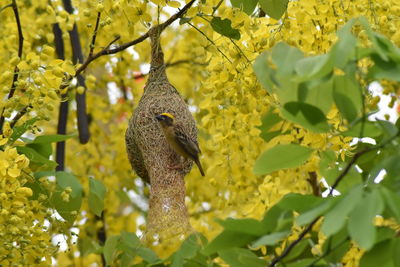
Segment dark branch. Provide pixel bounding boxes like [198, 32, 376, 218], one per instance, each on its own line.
[307, 171, 321, 197]
[269, 217, 320, 267]
[89, 12, 101, 58]
[13, 0, 23, 58]
[10, 105, 31, 129]
[53, 22, 68, 171]
[63, 0, 90, 144]
[0, 3, 12, 13]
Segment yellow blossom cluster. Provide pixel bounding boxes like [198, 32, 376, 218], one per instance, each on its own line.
[0, 146, 54, 265]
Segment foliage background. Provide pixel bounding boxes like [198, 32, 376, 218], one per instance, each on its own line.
[0, 0, 399, 266]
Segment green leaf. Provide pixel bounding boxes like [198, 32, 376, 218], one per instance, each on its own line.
[278, 193, 324, 213]
[119, 231, 140, 251]
[376, 120, 399, 140]
[271, 43, 303, 75]
[78, 237, 102, 256]
[284, 239, 310, 262]
[359, 17, 391, 62]
[253, 52, 275, 93]
[202, 231, 255, 256]
[259, 109, 282, 141]
[259, 109, 282, 132]
[210, 17, 240, 40]
[230, 0, 258, 15]
[301, 76, 334, 115]
[370, 57, 400, 82]
[8, 118, 39, 144]
[322, 228, 350, 263]
[217, 218, 266, 236]
[295, 54, 334, 82]
[348, 189, 384, 250]
[332, 19, 357, 68]
[104, 235, 120, 266]
[285, 258, 315, 267]
[261, 205, 292, 233]
[360, 240, 393, 267]
[56, 171, 83, 198]
[281, 102, 330, 132]
[254, 144, 314, 175]
[26, 143, 52, 158]
[332, 166, 362, 193]
[375, 227, 396, 244]
[16, 146, 57, 171]
[296, 199, 334, 226]
[378, 155, 400, 179]
[88, 178, 107, 216]
[321, 185, 363, 236]
[343, 121, 382, 138]
[50, 171, 83, 223]
[136, 248, 160, 264]
[261, 131, 281, 142]
[171, 234, 203, 267]
[393, 239, 400, 267]
[179, 17, 192, 25]
[251, 231, 289, 247]
[31, 134, 75, 144]
[333, 74, 363, 122]
[379, 187, 400, 222]
[219, 248, 265, 267]
[259, 0, 289, 20]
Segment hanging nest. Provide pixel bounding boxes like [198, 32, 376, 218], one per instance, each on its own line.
[125, 26, 197, 241]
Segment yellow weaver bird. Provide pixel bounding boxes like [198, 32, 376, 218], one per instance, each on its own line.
[156, 113, 205, 176]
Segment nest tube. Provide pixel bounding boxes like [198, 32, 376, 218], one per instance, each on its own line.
[125, 25, 198, 246]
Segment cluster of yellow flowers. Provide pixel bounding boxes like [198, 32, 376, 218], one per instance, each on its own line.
[0, 144, 54, 265]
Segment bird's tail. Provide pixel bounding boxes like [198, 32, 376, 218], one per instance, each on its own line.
[195, 158, 205, 176]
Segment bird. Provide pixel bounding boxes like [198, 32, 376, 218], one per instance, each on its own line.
[155, 112, 205, 176]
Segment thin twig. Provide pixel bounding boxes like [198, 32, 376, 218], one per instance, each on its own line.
[212, 0, 224, 15]
[230, 39, 252, 64]
[0, 0, 24, 133]
[88, 12, 101, 58]
[0, 3, 12, 13]
[309, 237, 349, 266]
[9, 105, 30, 129]
[188, 22, 232, 63]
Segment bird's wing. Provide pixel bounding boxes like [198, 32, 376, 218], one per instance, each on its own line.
[174, 126, 200, 158]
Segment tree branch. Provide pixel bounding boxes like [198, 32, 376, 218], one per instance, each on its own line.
[9, 105, 30, 129]
[63, 0, 90, 144]
[53, 22, 68, 171]
[307, 171, 321, 197]
[88, 12, 101, 58]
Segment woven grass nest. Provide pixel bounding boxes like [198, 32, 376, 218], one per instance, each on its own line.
[125, 26, 197, 240]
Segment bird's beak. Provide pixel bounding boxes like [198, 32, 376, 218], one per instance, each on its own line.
[155, 115, 164, 121]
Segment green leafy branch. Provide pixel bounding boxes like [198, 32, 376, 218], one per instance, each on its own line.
[269, 130, 400, 266]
